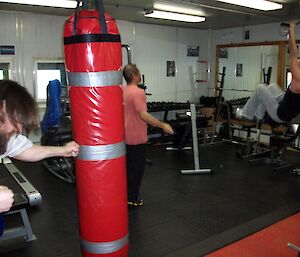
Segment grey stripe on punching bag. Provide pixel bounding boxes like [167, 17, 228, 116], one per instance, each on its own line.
[67, 71, 122, 87]
[81, 234, 129, 254]
[77, 141, 126, 161]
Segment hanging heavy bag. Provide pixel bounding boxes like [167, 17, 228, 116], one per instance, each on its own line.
[64, 1, 128, 256]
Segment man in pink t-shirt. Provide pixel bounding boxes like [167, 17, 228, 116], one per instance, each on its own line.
[123, 64, 174, 207]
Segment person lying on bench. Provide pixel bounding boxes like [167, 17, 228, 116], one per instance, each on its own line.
[237, 20, 300, 123]
[0, 80, 79, 213]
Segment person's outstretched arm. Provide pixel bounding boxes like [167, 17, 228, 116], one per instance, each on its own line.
[139, 111, 174, 135]
[289, 20, 300, 93]
[13, 141, 79, 162]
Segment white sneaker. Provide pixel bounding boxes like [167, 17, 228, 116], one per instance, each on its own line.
[235, 107, 254, 120]
[235, 107, 243, 119]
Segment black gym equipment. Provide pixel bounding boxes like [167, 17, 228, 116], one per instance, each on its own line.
[248, 123, 300, 173]
[199, 96, 219, 108]
[263, 66, 272, 85]
[40, 81, 75, 184]
[214, 66, 226, 124]
[168, 115, 192, 150]
[147, 101, 191, 144]
[168, 111, 208, 150]
[215, 70, 279, 159]
[219, 97, 249, 120]
[138, 75, 152, 96]
[0, 158, 42, 244]
[122, 44, 132, 65]
[161, 103, 212, 174]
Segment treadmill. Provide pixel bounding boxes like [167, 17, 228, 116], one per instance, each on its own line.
[0, 157, 42, 242]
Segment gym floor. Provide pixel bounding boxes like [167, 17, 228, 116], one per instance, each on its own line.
[1, 142, 300, 257]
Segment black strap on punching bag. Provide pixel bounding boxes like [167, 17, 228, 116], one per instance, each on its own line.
[94, 0, 108, 34]
[72, 0, 108, 35]
[82, 0, 88, 9]
[73, 0, 82, 36]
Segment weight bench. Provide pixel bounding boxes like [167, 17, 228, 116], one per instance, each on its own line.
[0, 158, 42, 244]
[249, 123, 300, 172]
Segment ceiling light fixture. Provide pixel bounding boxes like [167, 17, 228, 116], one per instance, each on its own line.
[0, 0, 77, 8]
[154, 2, 205, 16]
[144, 10, 205, 23]
[216, 0, 283, 11]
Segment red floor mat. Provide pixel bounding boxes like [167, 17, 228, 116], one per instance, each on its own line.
[205, 212, 300, 257]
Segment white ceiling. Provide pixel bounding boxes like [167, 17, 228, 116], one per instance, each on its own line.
[0, 0, 299, 29]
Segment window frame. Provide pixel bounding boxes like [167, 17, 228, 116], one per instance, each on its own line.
[0, 56, 14, 80]
[33, 58, 66, 103]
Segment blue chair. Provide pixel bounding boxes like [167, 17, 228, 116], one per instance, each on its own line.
[40, 80, 75, 183]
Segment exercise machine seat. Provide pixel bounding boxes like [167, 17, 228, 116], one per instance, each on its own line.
[40, 80, 75, 183]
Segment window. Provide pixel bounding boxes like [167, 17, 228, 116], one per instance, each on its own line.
[34, 60, 67, 101]
[0, 63, 10, 80]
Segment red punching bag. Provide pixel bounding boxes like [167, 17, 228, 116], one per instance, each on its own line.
[63, 3, 128, 257]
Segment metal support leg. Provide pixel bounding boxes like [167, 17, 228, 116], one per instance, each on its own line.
[181, 104, 212, 175]
[0, 209, 36, 242]
[20, 209, 36, 242]
[288, 242, 300, 254]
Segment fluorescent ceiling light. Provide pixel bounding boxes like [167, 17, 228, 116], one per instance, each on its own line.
[154, 2, 205, 16]
[0, 0, 77, 8]
[145, 10, 205, 23]
[216, 0, 282, 11]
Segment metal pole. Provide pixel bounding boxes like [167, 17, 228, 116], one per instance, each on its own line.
[191, 104, 199, 170]
[122, 44, 132, 64]
[181, 104, 213, 174]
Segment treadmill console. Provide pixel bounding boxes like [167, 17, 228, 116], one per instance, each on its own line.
[2, 158, 42, 206]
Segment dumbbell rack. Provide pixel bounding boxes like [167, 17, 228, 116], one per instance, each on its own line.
[147, 102, 190, 144]
[181, 104, 213, 175]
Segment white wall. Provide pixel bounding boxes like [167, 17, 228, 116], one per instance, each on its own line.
[0, 11, 66, 96]
[0, 11, 208, 104]
[2, 10, 298, 104]
[118, 20, 209, 102]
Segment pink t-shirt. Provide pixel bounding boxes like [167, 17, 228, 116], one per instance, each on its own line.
[123, 85, 148, 145]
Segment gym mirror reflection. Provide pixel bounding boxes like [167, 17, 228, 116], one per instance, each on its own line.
[216, 43, 280, 101]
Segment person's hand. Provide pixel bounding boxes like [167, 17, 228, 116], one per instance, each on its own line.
[161, 123, 175, 135]
[62, 141, 80, 157]
[0, 186, 14, 213]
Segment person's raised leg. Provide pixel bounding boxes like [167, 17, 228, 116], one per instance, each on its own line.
[242, 84, 283, 122]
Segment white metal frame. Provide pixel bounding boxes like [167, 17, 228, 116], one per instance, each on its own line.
[181, 104, 213, 174]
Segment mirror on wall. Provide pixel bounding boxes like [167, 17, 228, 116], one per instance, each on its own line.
[216, 42, 284, 102]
